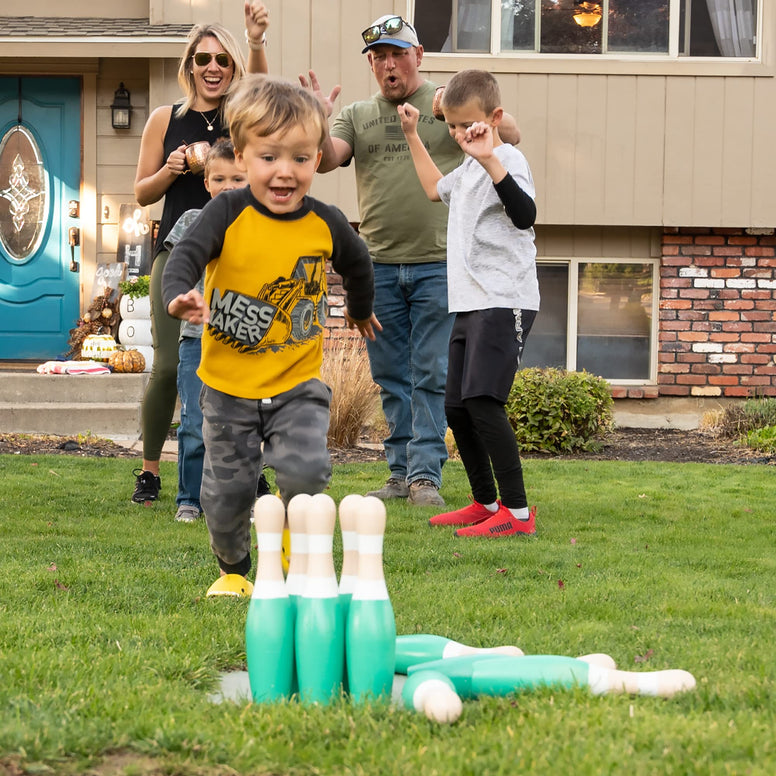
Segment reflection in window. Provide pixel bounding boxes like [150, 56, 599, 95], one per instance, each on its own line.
[413, 0, 757, 57]
[521, 264, 568, 369]
[0, 125, 47, 262]
[521, 261, 655, 382]
[577, 263, 653, 380]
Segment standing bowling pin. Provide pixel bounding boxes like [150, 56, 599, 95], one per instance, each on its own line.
[285, 493, 311, 697]
[337, 494, 362, 693]
[285, 494, 311, 607]
[245, 495, 294, 702]
[401, 669, 463, 724]
[346, 496, 396, 702]
[294, 493, 344, 704]
[395, 633, 524, 674]
[337, 494, 362, 616]
[407, 654, 696, 699]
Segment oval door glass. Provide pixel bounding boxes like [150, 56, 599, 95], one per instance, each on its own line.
[0, 125, 48, 262]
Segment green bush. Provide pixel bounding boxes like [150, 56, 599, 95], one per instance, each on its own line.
[506, 367, 614, 453]
[716, 397, 776, 439]
[745, 424, 776, 453]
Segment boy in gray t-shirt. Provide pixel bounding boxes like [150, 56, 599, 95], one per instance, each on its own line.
[399, 69, 539, 538]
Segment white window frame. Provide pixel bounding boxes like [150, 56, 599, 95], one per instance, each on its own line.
[406, 0, 764, 69]
[534, 257, 661, 385]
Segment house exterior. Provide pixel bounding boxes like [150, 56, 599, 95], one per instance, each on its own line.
[1, 0, 774, 414]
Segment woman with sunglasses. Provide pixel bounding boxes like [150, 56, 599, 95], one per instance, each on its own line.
[130, 3, 270, 507]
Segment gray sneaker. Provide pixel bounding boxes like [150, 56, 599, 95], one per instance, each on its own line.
[366, 477, 410, 500]
[175, 504, 201, 523]
[408, 479, 445, 507]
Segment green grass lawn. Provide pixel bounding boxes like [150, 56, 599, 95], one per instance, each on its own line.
[0, 454, 773, 775]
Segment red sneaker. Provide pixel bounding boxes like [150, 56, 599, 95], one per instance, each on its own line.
[429, 499, 498, 527]
[455, 505, 537, 538]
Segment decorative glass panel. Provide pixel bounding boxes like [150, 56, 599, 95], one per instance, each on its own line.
[0, 125, 48, 262]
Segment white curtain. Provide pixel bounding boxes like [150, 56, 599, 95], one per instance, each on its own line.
[705, 0, 756, 57]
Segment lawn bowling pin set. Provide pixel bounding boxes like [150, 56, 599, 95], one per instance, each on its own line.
[246, 493, 395, 705]
[245, 494, 697, 719]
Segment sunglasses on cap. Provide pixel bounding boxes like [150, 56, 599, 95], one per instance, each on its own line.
[192, 51, 232, 68]
[361, 16, 411, 45]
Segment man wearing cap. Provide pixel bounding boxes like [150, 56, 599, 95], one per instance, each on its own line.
[301, 15, 519, 507]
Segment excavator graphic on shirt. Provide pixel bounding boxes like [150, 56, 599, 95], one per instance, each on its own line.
[208, 255, 328, 354]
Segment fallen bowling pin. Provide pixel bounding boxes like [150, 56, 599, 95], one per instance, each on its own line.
[576, 653, 617, 671]
[395, 633, 524, 674]
[407, 654, 696, 699]
[245, 495, 294, 703]
[401, 670, 463, 724]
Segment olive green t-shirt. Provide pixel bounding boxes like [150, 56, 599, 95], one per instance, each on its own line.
[331, 81, 462, 264]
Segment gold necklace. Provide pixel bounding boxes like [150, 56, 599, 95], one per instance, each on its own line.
[197, 108, 218, 132]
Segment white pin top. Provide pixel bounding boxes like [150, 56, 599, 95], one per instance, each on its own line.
[251, 494, 288, 599]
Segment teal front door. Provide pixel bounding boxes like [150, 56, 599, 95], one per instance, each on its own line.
[0, 77, 81, 360]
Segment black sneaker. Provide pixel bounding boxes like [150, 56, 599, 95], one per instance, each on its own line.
[132, 468, 161, 504]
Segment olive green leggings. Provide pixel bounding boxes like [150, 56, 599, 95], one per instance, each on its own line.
[141, 249, 181, 461]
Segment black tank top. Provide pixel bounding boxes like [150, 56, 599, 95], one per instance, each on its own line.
[154, 104, 228, 258]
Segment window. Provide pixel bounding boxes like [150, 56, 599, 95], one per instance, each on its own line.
[412, 0, 758, 57]
[521, 260, 658, 383]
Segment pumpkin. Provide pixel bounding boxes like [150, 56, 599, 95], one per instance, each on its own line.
[81, 334, 117, 361]
[108, 348, 146, 373]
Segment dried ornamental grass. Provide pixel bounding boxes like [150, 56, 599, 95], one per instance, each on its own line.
[321, 336, 379, 448]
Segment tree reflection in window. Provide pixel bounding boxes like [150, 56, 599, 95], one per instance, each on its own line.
[413, 0, 756, 57]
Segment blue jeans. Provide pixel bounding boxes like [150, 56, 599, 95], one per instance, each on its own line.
[365, 262, 454, 488]
[176, 336, 204, 509]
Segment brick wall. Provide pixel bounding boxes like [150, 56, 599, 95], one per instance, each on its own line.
[659, 227, 776, 398]
[328, 226, 776, 399]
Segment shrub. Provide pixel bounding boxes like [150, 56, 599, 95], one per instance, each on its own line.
[745, 425, 776, 454]
[505, 367, 614, 453]
[321, 336, 379, 448]
[712, 397, 776, 439]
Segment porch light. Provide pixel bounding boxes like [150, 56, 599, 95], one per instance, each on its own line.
[573, 1, 603, 27]
[111, 83, 132, 130]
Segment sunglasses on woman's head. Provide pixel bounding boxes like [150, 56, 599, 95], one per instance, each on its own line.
[361, 16, 409, 45]
[192, 52, 232, 68]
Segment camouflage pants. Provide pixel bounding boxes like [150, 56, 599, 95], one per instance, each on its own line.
[200, 378, 332, 573]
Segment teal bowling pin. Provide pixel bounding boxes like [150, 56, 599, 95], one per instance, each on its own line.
[245, 495, 294, 702]
[337, 494, 362, 694]
[407, 654, 696, 699]
[395, 633, 524, 674]
[337, 494, 361, 617]
[401, 669, 463, 724]
[295, 493, 344, 704]
[346, 496, 396, 702]
[285, 494, 311, 608]
[285, 493, 311, 697]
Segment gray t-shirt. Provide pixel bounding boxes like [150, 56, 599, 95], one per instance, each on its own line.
[164, 208, 204, 339]
[331, 81, 461, 264]
[436, 143, 539, 314]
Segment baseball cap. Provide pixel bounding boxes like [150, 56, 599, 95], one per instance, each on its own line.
[361, 15, 420, 54]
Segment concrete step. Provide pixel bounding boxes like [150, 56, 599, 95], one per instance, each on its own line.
[0, 372, 148, 438]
